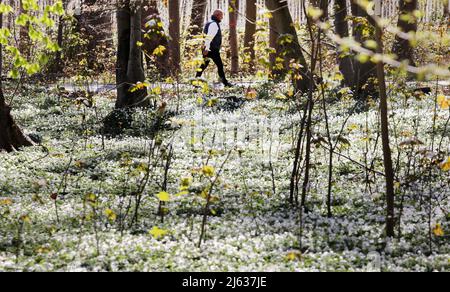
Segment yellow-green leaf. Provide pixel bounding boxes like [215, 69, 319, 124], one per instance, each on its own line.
[149, 226, 168, 239]
[156, 191, 171, 202]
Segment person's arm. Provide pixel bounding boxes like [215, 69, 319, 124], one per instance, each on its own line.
[204, 22, 219, 52]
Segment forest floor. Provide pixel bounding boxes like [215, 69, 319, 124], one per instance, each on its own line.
[0, 81, 449, 272]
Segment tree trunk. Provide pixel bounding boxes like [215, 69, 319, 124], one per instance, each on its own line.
[374, 1, 396, 237]
[189, 0, 207, 36]
[350, 0, 377, 98]
[50, 0, 68, 75]
[393, 0, 418, 66]
[244, 0, 257, 72]
[312, 0, 329, 19]
[142, 0, 170, 78]
[445, 0, 449, 20]
[168, 0, 181, 75]
[265, 0, 312, 93]
[229, 0, 240, 75]
[334, 0, 356, 87]
[0, 1, 33, 152]
[77, 0, 114, 72]
[115, 0, 147, 109]
[269, 16, 278, 75]
[19, 0, 30, 58]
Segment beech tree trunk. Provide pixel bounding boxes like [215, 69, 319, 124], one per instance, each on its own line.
[229, 0, 240, 75]
[265, 0, 312, 93]
[350, 0, 377, 98]
[0, 1, 33, 152]
[334, 0, 356, 87]
[116, 0, 147, 109]
[142, 0, 170, 78]
[244, 0, 257, 71]
[269, 16, 278, 74]
[393, 0, 418, 66]
[168, 0, 181, 75]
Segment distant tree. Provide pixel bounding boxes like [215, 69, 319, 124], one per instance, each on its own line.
[265, 0, 312, 92]
[53, 0, 68, 72]
[312, 0, 329, 19]
[229, 0, 240, 75]
[142, 0, 170, 78]
[116, 0, 147, 108]
[19, 0, 31, 57]
[334, 0, 356, 87]
[393, 0, 418, 66]
[168, 0, 181, 75]
[76, 0, 114, 72]
[189, 0, 207, 36]
[244, 0, 257, 72]
[268, 16, 278, 74]
[445, 0, 449, 19]
[350, 0, 377, 97]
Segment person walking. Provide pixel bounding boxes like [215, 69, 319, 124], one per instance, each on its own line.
[196, 10, 233, 87]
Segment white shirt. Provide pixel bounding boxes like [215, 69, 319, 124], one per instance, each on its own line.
[204, 22, 219, 51]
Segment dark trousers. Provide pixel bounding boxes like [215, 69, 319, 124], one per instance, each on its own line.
[196, 49, 227, 83]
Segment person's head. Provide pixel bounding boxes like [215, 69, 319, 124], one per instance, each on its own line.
[212, 10, 224, 22]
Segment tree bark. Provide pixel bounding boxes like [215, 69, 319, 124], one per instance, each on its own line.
[229, 0, 240, 75]
[312, 0, 329, 19]
[375, 1, 396, 237]
[445, 0, 450, 20]
[269, 16, 278, 74]
[168, 0, 181, 75]
[0, 0, 33, 152]
[265, 0, 312, 93]
[142, 0, 170, 78]
[76, 0, 114, 72]
[115, 0, 147, 109]
[189, 0, 207, 36]
[244, 0, 257, 72]
[19, 0, 30, 58]
[350, 0, 377, 98]
[50, 0, 68, 75]
[334, 0, 356, 87]
[393, 0, 418, 66]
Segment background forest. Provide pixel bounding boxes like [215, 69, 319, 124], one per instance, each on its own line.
[0, 0, 449, 272]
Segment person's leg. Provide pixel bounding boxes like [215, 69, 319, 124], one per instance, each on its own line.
[196, 55, 211, 78]
[209, 50, 232, 86]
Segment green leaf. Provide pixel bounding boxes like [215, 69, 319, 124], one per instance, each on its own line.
[156, 191, 171, 202]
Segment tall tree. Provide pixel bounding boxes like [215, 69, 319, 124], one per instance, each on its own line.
[265, 0, 312, 92]
[268, 16, 278, 74]
[189, 0, 207, 36]
[19, 0, 30, 58]
[350, 0, 377, 97]
[142, 0, 170, 77]
[244, 0, 257, 72]
[229, 0, 240, 75]
[52, 0, 68, 74]
[334, 0, 355, 87]
[374, 0, 396, 237]
[168, 0, 181, 75]
[312, 0, 329, 19]
[392, 0, 418, 66]
[445, 0, 450, 19]
[116, 0, 147, 108]
[76, 0, 114, 72]
[0, 0, 33, 152]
